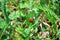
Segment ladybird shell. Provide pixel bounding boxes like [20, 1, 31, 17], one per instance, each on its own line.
[29, 18, 34, 23]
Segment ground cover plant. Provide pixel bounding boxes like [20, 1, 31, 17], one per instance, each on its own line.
[0, 0, 60, 40]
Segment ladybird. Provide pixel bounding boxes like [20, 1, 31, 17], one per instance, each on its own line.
[29, 18, 34, 23]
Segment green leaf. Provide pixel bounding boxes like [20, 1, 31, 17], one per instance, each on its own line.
[15, 27, 27, 38]
[56, 29, 60, 38]
[41, 27, 46, 32]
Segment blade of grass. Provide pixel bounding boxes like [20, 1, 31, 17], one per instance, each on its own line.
[1, 0, 10, 23]
[0, 0, 13, 39]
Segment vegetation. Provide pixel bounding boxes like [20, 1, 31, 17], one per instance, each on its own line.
[0, 0, 60, 40]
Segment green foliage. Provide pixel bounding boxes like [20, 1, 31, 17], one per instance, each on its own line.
[0, 0, 59, 40]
